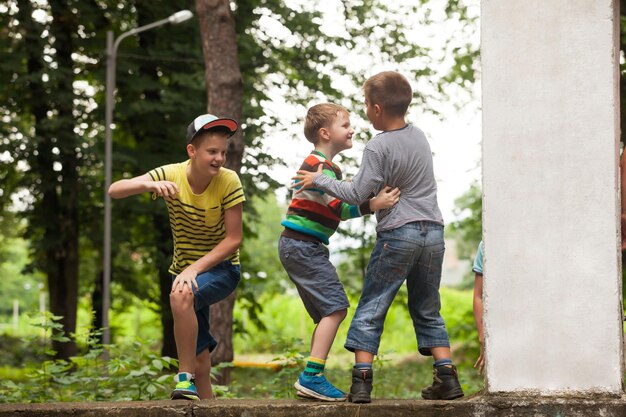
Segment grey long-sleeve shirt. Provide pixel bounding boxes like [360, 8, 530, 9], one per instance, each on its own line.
[313, 124, 443, 231]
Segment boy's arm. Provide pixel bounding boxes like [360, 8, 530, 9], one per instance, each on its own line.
[108, 173, 179, 199]
[621, 149, 626, 250]
[294, 148, 385, 205]
[329, 186, 400, 220]
[473, 273, 485, 374]
[295, 157, 367, 219]
[369, 186, 401, 211]
[328, 197, 371, 220]
[171, 203, 243, 293]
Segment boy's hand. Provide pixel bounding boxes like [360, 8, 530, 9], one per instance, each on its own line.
[171, 268, 199, 294]
[370, 186, 401, 211]
[621, 214, 626, 250]
[149, 181, 179, 199]
[474, 343, 485, 375]
[291, 164, 323, 193]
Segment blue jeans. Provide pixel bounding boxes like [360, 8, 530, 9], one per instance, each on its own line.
[345, 221, 450, 356]
[171, 260, 240, 355]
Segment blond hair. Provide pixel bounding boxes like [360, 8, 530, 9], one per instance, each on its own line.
[363, 71, 412, 117]
[304, 103, 348, 144]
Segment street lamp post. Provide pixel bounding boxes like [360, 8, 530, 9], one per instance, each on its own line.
[103, 10, 193, 349]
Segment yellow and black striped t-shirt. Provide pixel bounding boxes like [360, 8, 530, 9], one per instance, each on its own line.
[148, 161, 245, 275]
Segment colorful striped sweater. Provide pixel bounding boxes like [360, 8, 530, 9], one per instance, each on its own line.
[281, 150, 372, 244]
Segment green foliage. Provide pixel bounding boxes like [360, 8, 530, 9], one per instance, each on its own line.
[0, 234, 46, 317]
[237, 194, 290, 332]
[233, 288, 480, 370]
[1, 286, 484, 402]
[0, 313, 178, 403]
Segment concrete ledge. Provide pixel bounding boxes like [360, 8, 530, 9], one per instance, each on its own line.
[1, 395, 625, 417]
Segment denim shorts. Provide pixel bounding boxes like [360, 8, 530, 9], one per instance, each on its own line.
[345, 221, 450, 356]
[171, 260, 240, 355]
[278, 236, 349, 323]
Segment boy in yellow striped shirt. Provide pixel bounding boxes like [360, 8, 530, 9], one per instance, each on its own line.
[109, 114, 245, 400]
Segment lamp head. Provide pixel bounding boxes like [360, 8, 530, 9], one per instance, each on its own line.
[169, 10, 193, 24]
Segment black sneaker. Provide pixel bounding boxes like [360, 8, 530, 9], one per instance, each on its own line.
[348, 367, 373, 403]
[421, 365, 464, 400]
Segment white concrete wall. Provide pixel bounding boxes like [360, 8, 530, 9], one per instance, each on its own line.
[481, 0, 623, 393]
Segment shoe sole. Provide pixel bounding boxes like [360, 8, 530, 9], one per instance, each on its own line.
[294, 381, 347, 402]
[296, 390, 314, 399]
[171, 391, 200, 401]
[348, 393, 371, 403]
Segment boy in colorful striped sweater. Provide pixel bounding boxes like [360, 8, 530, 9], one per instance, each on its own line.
[278, 103, 400, 401]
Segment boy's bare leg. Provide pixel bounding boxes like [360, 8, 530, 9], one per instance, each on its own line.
[354, 350, 374, 365]
[195, 349, 213, 399]
[170, 289, 198, 374]
[310, 309, 347, 359]
[430, 346, 452, 362]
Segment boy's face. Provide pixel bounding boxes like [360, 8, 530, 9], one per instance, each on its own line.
[326, 111, 354, 152]
[188, 132, 229, 177]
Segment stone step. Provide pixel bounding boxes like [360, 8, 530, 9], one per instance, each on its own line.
[1, 395, 625, 417]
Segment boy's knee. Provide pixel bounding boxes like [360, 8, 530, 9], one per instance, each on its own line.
[169, 290, 194, 312]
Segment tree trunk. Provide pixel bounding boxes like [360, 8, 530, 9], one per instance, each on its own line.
[154, 211, 177, 358]
[91, 271, 103, 344]
[46, 0, 80, 360]
[196, 0, 244, 384]
[16, 0, 80, 360]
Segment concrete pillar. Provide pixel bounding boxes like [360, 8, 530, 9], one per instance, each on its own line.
[481, 0, 623, 393]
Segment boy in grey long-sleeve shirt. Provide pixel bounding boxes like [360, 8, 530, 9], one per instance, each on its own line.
[293, 71, 463, 403]
[314, 123, 443, 232]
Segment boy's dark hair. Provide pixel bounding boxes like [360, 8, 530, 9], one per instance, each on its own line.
[304, 103, 348, 144]
[363, 71, 412, 117]
[189, 127, 231, 147]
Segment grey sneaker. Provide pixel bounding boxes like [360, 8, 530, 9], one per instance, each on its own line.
[348, 367, 373, 403]
[421, 365, 464, 400]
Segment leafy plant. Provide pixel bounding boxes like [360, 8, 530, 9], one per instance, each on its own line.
[0, 314, 177, 403]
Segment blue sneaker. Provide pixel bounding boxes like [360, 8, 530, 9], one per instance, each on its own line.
[170, 372, 199, 401]
[294, 372, 346, 402]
